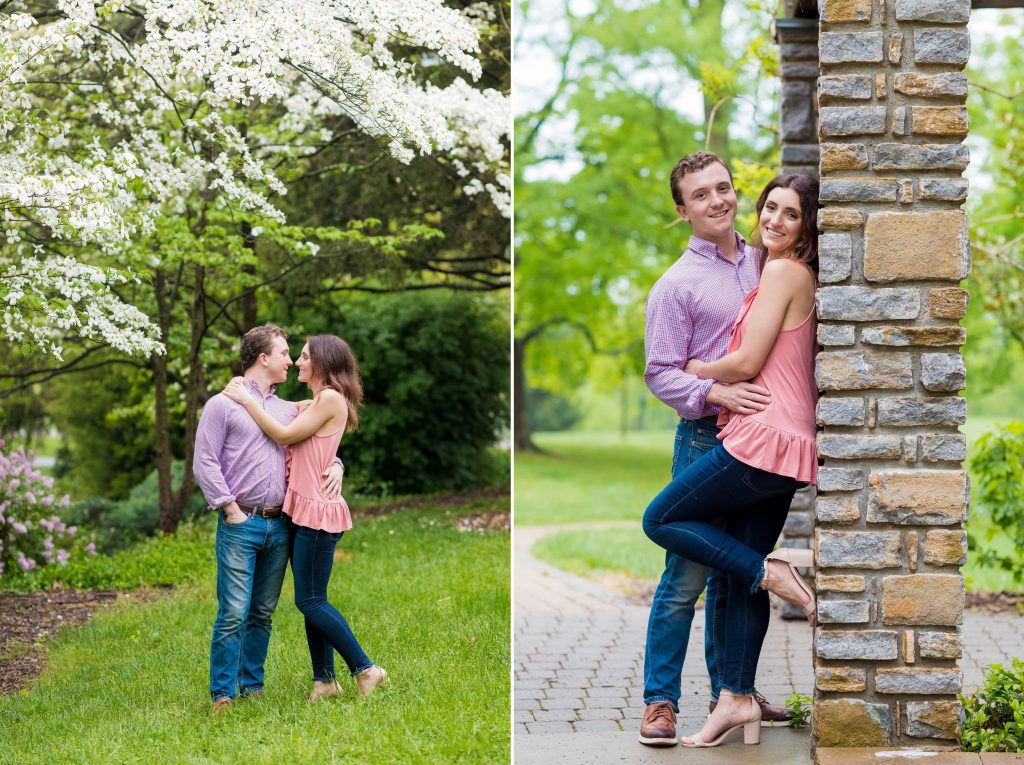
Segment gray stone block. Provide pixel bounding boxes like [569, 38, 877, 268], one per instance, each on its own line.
[873, 143, 970, 171]
[919, 179, 969, 202]
[816, 629, 899, 660]
[816, 398, 867, 426]
[921, 433, 967, 463]
[820, 33, 884, 64]
[875, 668, 963, 694]
[896, 0, 970, 22]
[818, 599, 870, 624]
[781, 80, 816, 141]
[820, 180, 898, 202]
[817, 530, 902, 569]
[781, 144, 820, 165]
[819, 232, 853, 283]
[817, 287, 921, 320]
[782, 42, 819, 61]
[784, 511, 813, 537]
[819, 107, 887, 137]
[818, 75, 873, 102]
[817, 495, 861, 524]
[906, 701, 962, 740]
[781, 61, 821, 79]
[921, 353, 967, 391]
[914, 29, 970, 66]
[818, 325, 856, 347]
[818, 434, 902, 459]
[876, 397, 967, 426]
[818, 468, 865, 492]
[918, 630, 962, 659]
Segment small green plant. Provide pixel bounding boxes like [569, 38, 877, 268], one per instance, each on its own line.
[961, 658, 1024, 752]
[785, 692, 812, 729]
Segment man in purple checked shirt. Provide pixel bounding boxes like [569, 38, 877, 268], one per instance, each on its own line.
[638, 152, 790, 746]
[193, 324, 343, 715]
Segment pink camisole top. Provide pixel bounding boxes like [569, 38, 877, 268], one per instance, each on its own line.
[715, 285, 819, 484]
[283, 426, 352, 533]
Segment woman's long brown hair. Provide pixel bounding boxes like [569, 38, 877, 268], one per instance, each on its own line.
[747, 173, 820, 275]
[307, 335, 363, 431]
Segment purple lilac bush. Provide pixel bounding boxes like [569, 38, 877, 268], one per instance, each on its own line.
[0, 438, 94, 580]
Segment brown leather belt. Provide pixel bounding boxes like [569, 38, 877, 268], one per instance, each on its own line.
[236, 503, 283, 519]
[697, 415, 719, 424]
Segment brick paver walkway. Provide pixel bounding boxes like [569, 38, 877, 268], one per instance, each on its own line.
[514, 523, 1024, 761]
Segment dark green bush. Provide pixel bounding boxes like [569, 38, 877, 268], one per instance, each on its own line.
[1, 515, 216, 593]
[962, 658, 1024, 752]
[287, 292, 509, 496]
[65, 461, 208, 553]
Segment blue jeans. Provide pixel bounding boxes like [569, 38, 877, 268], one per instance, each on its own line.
[642, 444, 801, 693]
[209, 512, 291, 700]
[643, 419, 724, 711]
[291, 525, 374, 680]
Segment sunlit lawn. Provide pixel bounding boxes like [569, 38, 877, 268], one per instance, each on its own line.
[0, 505, 510, 764]
[520, 420, 1022, 594]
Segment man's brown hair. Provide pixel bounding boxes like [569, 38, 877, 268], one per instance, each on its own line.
[669, 151, 733, 207]
[240, 324, 288, 371]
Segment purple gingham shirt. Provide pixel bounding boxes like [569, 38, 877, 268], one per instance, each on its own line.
[644, 233, 762, 420]
[193, 379, 297, 509]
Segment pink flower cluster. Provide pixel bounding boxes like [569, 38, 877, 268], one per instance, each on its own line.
[0, 438, 88, 579]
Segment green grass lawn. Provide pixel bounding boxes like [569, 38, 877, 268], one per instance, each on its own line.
[520, 423, 1023, 594]
[0, 504, 510, 764]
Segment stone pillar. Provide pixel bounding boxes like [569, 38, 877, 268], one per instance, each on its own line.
[812, 0, 970, 749]
[775, 17, 821, 618]
[778, 18, 820, 176]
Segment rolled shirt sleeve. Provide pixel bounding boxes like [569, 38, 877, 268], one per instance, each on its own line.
[644, 278, 716, 420]
[193, 396, 236, 509]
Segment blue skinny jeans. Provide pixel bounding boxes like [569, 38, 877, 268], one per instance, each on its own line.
[643, 419, 724, 711]
[291, 525, 375, 681]
[642, 443, 802, 694]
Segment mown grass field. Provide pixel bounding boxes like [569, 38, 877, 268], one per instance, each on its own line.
[0, 503, 510, 764]
[518, 420, 1022, 594]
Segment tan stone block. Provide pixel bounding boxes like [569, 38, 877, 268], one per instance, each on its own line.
[817, 667, 867, 692]
[881, 574, 964, 626]
[821, 143, 869, 171]
[819, 208, 864, 230]
[814, 699, 892, 747]
[817, 351, 913, 391]
[924, 530, 967, 566]
[894, 72, 968, 100]
[888, 33, 904, 64]
[817, 574, 866, 592]
[861, 326, 966, 346]
[868, 470, 968, 525]
[930, 287, 969, 319]
[903, 629, 915, 662]
[821, 0, 873, 21]
[876, 73, 886, 99]
[899, 179, 913, 203]
[911, 106, 969, 137]
[906, 700, 962, 739]
[864, 211, 970, 282]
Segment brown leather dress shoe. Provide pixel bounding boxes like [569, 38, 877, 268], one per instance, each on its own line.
[639, 701, 678, 746]
[709, 691, 791, 723]
[211, 697, 233, 716]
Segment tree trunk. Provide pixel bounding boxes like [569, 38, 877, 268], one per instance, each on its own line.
[513, 337, 539, 452]
[240, 220, 258, 329]
[153, 268, 177, 533]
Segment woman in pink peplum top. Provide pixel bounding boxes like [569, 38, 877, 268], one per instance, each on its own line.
[224, 335, 388, 702]
[642, 174, 820, 748]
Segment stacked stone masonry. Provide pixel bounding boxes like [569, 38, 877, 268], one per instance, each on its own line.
[793, 0, 972, 749]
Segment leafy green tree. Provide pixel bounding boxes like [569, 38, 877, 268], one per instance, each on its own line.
[513, 0, 778, 449]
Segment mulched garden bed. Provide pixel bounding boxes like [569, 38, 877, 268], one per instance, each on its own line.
[0, 589, 127, 694]
[354, 487, 509, 516]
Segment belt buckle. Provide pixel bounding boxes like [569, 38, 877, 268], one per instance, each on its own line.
[254, 507, 271, 518]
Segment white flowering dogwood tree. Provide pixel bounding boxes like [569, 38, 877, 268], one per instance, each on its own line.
[1, 0, 509, 532]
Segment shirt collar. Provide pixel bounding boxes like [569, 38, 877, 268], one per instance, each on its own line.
[687, 232, 747, 263]
[244, 377, 276, 399]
